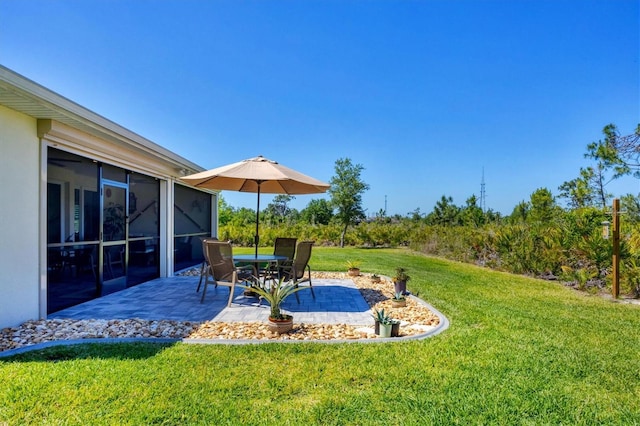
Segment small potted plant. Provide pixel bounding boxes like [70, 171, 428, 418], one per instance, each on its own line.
[243, 278, 305, 334]
[346, 260, 361, 277]
[393, 267, 411, 295]
[391, 291, 407, 308]
[372, 308, 398, 338]
[370, 273, 381, 283]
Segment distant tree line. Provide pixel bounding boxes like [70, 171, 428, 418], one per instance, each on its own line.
[219, 124, 640, 297]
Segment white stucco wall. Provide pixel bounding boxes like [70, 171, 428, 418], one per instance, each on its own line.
[0, 105, 40, 328]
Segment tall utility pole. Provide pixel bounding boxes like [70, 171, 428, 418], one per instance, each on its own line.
[384, 195, 387, 214]
[480, 168, 486, 213]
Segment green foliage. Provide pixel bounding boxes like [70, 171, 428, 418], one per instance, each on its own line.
[426, 195, 460, 226]
[528, 187, 560, 224]
[263, 194, 296, 225]
[558, 167, 597, 209]
[217, 194, 234, 226]
[392, 292, 406, 301]
[393, 267, 410, 282]
[242, 278, 305, 320]
[371, 308, 394, 325]
[586, 123, 638, 181]
[328, 158, 370, 247]
[560, 265, 599, 291]
[509, 200, 529, 223]
[460, 195, 485, 227]
[300, 198, 333, 225]
[345, 259, 361, 270]
[621, 194, 640, 225]
[230, 206, 258, 226]
[621, 258, 640, 297]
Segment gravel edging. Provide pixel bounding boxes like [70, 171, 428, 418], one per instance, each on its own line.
[183, 296, 449, 346]
[0, 300, 448, 357]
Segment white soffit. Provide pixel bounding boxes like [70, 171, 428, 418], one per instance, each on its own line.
[0, 65, 204, 177]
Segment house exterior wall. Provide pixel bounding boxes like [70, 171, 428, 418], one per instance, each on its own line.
[0, 66, 217, 329]
[0, 105, 40, 327]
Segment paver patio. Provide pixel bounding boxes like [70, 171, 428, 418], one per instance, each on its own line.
[49, 276, 374, 325]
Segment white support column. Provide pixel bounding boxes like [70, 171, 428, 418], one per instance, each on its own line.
[161, 179, 174, 276]
[39, 139, 49, 319]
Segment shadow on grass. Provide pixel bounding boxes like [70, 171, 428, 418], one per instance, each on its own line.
[0, 340, 177, 363]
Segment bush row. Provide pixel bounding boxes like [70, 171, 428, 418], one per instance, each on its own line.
[220, 211, 640, 296]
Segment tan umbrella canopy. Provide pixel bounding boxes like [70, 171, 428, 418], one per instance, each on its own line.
[181, 155, 330, 256]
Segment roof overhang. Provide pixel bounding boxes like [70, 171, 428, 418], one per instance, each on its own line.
[0, 65, 205, 178]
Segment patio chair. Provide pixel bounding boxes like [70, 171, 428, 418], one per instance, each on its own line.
[196, 237, 218, 293]
[280, 240, 316, 303]
[260, 237, 297, 282]
[274, 237, 297, 259]
[201, 240, 255, 306]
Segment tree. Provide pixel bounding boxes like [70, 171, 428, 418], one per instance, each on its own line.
[509, 201, 529, 223]
[560, 124, 640, 210]
[558, 167, 596, 209]
[426, 195, 460, 226]
[557, 124, 639, 210]
[232, 207, 257, 225]
[587, 123, 640, 179]
[528, 187, 558, 224]
[328, 158, 370, 247]
[408, 208, 423, 222]
[300, 198, 333, 225]
[217, 194, 234, 226]
[460, 195, 484, 227]
[264, 194, 295, 224]
[621, 194, 640, 225]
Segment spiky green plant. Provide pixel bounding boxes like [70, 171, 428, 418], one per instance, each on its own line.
[243, 278, 306, 320]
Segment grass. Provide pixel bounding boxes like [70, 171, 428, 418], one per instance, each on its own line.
[2, 247, 640, 424]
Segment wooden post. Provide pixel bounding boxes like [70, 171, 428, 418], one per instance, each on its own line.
[612, 198, 620, 298]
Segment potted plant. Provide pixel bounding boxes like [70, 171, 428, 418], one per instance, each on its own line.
[243, 278, 305, 334]
[393, 267, 411, 295]
[391, 291, 407, 308]
[370, 273, 381, 283]
[346, 260, 361, 277]
[372, 308, 398, 338]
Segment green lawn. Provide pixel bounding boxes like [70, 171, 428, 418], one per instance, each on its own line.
[2, 247, 640, 425]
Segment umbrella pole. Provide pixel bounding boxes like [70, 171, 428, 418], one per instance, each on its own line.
[254, 182, 261, 258]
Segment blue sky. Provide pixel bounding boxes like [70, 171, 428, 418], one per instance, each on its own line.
[1, 0, 638, 215]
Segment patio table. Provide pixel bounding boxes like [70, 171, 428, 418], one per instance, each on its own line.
[234, 254, 289, 289]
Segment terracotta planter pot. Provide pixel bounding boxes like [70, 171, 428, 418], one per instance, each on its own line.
[391, 299, 407, 308]
[348, 268, 361, 277]
[268, 316, 293, 334]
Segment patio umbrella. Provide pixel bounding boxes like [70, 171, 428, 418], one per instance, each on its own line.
[181, 155, 330, 257]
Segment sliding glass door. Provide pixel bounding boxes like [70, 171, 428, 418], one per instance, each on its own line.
[101, 181, 127, 295]
[47, 147, 161, 313]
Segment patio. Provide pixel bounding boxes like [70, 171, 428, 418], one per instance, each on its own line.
[1, 273, 447, 356]
[49, 275, 374, 325]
